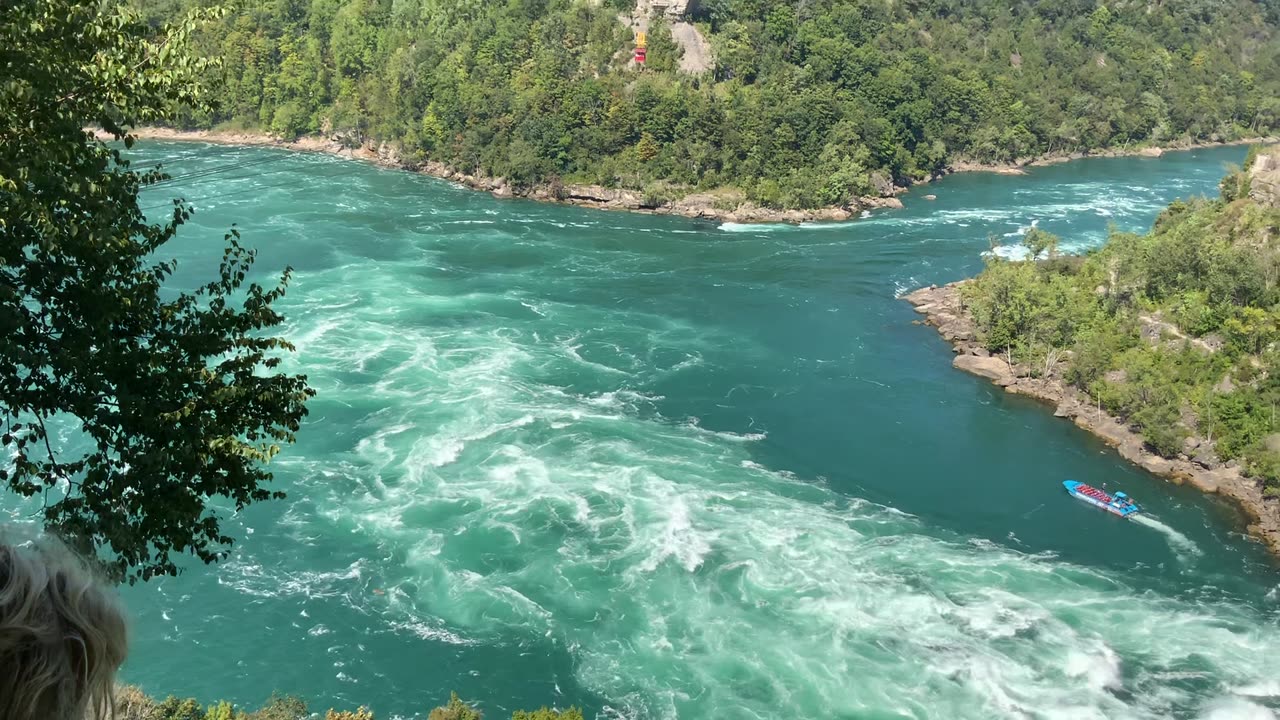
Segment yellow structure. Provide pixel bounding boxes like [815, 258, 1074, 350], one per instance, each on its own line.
[636, 31, 647, 48]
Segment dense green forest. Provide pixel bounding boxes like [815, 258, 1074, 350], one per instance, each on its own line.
[132, 0, 1280, 209]
[963, 147, 1280, 493]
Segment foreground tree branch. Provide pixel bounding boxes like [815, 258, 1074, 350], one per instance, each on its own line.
[1, 0, 314, 581]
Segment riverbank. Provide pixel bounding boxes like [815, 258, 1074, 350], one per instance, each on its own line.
[99, 127, 904, 223]
[944, 136, 1279, 176]
[905, 282, 1280, 559]
[103, 127, 1276, 223]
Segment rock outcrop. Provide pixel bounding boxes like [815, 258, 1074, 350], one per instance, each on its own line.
[905, 282, 1280, 558]
[1249, 147, 1280, 208]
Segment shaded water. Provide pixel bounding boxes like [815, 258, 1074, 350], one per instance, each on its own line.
[116, 143, 1279, 719]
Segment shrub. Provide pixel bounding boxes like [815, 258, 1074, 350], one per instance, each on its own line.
[428, 693, 482, 720]
[326, 709, 375, 720]
[116, 686, 160, 720]
[248, 695, 309, 720]
[155, 697, 205, 720]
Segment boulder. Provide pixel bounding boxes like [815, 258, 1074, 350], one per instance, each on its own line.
[869, 171, 895, 197]
[1188, 468, 1230, 494]
[1141, 455, 1175, 474]
[1117, 441, 1145, 464]
[1214, 374, 1235, 394]
[1193, 446, 1221, 470]
[939, 323, 973, 342]
[564, 185, 616, 203]
[932, 311, 959, 327]
[863, 196, 905, 210]
[953, 354, 1015, 385]
[1265, 433, 1280, 454]
[924, 194, 937, 200]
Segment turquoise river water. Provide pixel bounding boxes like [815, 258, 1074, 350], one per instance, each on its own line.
[111, 143, 1280, 719]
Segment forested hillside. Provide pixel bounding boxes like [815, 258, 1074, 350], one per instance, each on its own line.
[963, 147, 1280, 494]
[136, 0, 1280, 209]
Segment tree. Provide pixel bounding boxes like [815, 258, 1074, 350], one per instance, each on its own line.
[0, 0, 314, 581]
[1224, 307, 1278, 357]
[1022, 227, 1059, 260]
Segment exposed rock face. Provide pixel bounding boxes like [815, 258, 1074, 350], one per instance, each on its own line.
[638, 0, 697, 18]
[904, 282, 1280, 558]
[954, 355, 1014, 385]
[670, 21, 713, 74]
[1249, 147, 1280, 208]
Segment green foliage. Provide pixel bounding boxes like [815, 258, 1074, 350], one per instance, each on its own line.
[1221, 165, 1253, 201]
[206, 702, 238, 720]
[247, 695, 309, 720]
[1023, 228, 1059, 260]
[1223, 307, 1278, 356]
[428, 693, 482, 720]
[118, 689, 309, 720]
[325, 710, 375, 720]
[966, 160, 1280, 489]
[155, 697, 205, 720]
[1, 0, 314, 581]
[128, 0, 1280, 207]
[117, 688, 587, 720]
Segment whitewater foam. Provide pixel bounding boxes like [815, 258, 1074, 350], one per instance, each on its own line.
[1132, 514, 1204, 562]
[114, 142, 1277, 720]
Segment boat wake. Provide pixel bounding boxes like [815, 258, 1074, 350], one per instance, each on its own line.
[1132, 514, 1203, 561]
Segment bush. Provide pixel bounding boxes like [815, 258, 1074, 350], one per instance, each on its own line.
[270, 101, 314, 139]
[326, 709, 374, 720]
[249, 695, 309, 720]
[1132, 401, 1187, 459]
[206, 701, 238, 720]
[428, 693, 482, 720]
[154, 697, 204, 720]
[116, 686, 160, 720]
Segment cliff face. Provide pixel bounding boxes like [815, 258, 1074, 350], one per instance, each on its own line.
[1249, 148, 1280, 208]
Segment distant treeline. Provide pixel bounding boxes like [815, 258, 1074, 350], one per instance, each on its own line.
[135, 0, 1280, 208]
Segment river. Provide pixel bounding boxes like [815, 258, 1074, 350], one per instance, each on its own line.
[119, 143, 1280, 719]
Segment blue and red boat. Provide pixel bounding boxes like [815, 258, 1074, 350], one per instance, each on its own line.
[1063, 480, 1141, 518]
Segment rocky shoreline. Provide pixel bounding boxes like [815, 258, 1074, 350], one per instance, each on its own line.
[105, 127, 1277, 223]
[102, 127, 904, 224]
[905, 282, 1280, 559]
[944, 136, 1279, 176]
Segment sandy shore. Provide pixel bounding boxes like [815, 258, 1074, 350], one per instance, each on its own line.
[905, 282, 1280, 559]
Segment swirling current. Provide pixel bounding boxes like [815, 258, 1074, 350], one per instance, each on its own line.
[92, 144, 1280, 719]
